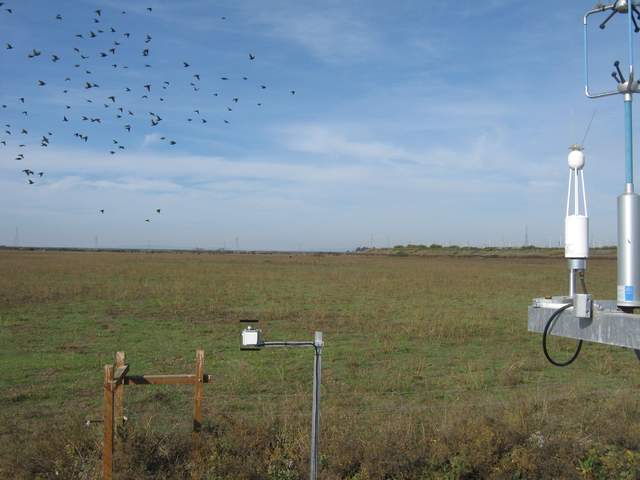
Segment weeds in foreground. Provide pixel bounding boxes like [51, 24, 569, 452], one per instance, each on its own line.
[4, 394, 640, 479]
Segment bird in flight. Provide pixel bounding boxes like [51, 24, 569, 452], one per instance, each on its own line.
[5, 2, 298, 193]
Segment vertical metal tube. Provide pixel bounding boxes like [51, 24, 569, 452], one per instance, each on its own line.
[310, 332, 322, 480]
[618, 192, 640, 306]
[566, 170, 573, 217]
[569, 267, 577, 297]
[629, 0, 635, 79]
[580, 170, 588, 216]
[574, 166, 579, 215]
[583, 13, 590, 96]
[625, 95, 634, 189]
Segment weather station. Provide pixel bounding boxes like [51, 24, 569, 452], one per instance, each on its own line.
[240, 321, 324, 480]
[528, 1, 640, 363]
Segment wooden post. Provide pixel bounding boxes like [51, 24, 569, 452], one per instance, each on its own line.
[103, 364, 114, 480]
[115, 352, 125, 428]
[193, 349, 204, 433]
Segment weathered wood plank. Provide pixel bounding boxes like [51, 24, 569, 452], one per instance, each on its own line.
[124, 374, 196, 385]
[114, 352, 126, 428]
[193, 350, 204, 433]
[123, 374, 212, 385]
[103, 364, 114, 480]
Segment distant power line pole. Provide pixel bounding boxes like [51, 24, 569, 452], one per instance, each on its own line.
[94, 235, 99, 249]
[235, 236, 239, 252]
[524, 225, 529, 246]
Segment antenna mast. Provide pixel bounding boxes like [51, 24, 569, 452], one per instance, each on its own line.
[584, 0, 640, 306]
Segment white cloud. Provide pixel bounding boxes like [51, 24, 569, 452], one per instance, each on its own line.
[47, 176, 184, 193]
[142, 133, 163, 148]
[250, 5, 379, 63]
[276, 122, 560, 184]
[278, 124, 432, 166]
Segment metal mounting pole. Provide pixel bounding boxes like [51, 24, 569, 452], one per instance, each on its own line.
[241, 328, 324, 479]
[625, 94, 634, 190]
[310, 331, 323, 480]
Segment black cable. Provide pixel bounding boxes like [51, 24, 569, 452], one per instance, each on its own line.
[543, 303, 583, 367]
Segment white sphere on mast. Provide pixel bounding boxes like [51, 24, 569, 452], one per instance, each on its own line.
[568, 145, 585, 170]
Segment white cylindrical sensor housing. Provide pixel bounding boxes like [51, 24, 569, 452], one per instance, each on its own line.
[565, 215, 589, 258]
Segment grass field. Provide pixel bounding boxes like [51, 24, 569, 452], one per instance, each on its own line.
[2, 250, 640, 479]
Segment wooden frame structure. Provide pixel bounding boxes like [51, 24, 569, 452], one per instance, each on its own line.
[102, 350, 212, 479]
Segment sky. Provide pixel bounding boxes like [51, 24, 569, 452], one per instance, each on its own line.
[0, 0, 637, 250]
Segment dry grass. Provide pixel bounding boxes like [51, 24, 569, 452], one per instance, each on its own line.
[1, 250, 639, 479]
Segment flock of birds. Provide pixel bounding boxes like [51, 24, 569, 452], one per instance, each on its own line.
[1, 2, 298, 222]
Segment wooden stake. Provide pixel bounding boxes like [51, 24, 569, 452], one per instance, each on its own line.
[103, 364, 114, 480]
[193, 349, 204, 433]
[115, 352, 125, 428]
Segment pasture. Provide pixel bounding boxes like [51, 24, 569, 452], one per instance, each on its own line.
[1, 249, 640, 479]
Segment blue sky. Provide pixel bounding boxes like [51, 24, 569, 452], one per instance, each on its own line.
[0, 0, 636, 250]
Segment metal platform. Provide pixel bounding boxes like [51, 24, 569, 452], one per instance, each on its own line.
[528, 297, 640, 350]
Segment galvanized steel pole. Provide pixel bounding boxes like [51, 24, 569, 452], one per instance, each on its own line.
[310, 331, 323, 480]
